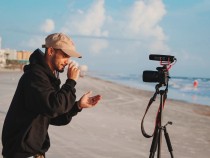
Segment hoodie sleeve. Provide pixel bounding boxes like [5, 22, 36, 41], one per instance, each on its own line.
[50, 101, 82, 126]
[24, 69, 77, 118]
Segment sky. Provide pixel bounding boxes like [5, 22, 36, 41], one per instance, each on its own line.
[0, 0, 210, 78]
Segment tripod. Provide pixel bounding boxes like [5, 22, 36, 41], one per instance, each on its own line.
[141, 54, 177, 158]
[149, 86, 174, 158]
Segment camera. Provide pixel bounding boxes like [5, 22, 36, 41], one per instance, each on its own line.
[142, 54, 176, 86]
[143, 67, 169, 85]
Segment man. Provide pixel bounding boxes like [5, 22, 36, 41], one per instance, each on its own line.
[2, 33, 101, 158]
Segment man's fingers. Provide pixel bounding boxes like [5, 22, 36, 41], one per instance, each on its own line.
[68, 61, 78, 69]
[92, 95, 102, 100]
[68, 61, 73, 68]
[68, 62, 79, 72]
[89, 95, 101, 105]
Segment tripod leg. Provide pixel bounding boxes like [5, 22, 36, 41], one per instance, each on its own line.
[149, 127, 159, 158]
[157, 127, 162, 158]
[164, 127, 174, 158]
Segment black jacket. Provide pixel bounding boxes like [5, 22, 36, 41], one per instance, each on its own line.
[2, 49, 81, 158]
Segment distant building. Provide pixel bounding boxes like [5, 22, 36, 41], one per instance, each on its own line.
[0, 37, 31, 69]
[0, 49, 31, 68]
[3, 49, 17, 60]
[0, 49, 17, 68]
[16, 51, 31, 65]
[0, 49, 6, 67]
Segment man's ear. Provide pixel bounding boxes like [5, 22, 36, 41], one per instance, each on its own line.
[47, 47, 54, 56]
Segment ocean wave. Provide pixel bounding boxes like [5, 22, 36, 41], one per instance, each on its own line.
[88, 71, 210, 106]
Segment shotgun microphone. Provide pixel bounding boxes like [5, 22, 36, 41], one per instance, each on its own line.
[149, 54, 176, 62]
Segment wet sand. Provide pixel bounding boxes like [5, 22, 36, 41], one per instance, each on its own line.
[0, 71, 210, 158]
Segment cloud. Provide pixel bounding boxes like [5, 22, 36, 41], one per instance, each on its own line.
[58, 0, 170, 60]
[40, 19, 55, 33]
[61, 0, 109, 54]
[62, 0, 168, 54]
[127, 0, 169, 52]
[22, 19, 54, 49]
[62, 0, 108, 37]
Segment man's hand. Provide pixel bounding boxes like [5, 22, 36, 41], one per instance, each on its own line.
[67, 62, 80, 81]
[78, 91, 102, 109]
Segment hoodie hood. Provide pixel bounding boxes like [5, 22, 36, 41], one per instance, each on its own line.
[23, 49, 56, 79]
[29, 49, 46, 66]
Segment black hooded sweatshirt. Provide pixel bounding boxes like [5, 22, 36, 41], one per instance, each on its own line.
[2, 49, 81, 158]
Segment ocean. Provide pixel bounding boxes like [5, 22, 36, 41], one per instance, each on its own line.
[88, 71, 210, 106]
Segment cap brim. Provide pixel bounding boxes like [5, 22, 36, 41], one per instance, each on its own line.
[61, 49, 82, 58]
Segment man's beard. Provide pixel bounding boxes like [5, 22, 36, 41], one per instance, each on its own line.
[56, 67, 65, 73]
[55, 63, 67, 73]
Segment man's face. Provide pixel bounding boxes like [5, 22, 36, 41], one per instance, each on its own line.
[51, 49, 70, 72]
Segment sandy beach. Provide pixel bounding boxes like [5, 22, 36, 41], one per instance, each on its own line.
[0, 71, 210, 158]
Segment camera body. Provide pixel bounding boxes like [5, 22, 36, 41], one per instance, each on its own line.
[143, 66, 169, 85]
[142, 54, 175, 86]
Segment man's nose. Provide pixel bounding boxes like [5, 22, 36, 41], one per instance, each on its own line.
[64, 59, 69, 65]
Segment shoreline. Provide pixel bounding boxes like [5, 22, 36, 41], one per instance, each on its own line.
[0, 71, 210, 157]
[88, 74, 210, 108]
[0, 68, 209, 106]
[86, 75, 210, 117]
[87, 71, 210, 107]
[1, 70, 210, 113]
